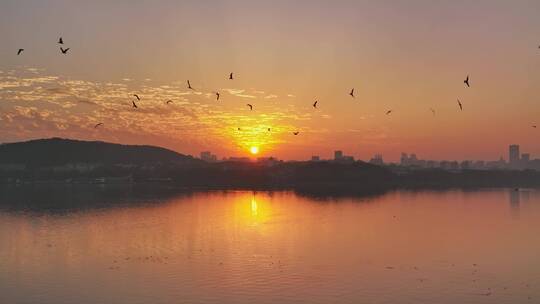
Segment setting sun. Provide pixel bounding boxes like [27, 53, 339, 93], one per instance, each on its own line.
[250, 146, 259, 155]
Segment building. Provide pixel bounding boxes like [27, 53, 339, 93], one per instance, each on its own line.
[311, 156, 320, 162]
[334, 150, 354, 163]
[509, 145, 520, 167]
[369, 154, 384, 166]
[200, 151, 217, 162]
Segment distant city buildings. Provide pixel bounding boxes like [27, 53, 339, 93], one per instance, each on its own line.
[509, 145, 520, 168]
[202, 144, 540, 171]
[334, 150, 354, 163]
[200, 151, 217, 162]
[369, 154, 384, 166]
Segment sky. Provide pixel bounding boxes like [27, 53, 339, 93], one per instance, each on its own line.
[0, 0, 539, 161]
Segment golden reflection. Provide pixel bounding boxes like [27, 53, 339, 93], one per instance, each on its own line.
[251, 197, 258, 216]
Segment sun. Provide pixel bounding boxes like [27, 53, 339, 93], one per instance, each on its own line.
[250, 146, 259, 155]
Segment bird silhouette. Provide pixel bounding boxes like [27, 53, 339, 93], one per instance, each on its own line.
[349, 88, 355, 98]
[216, 92, 220, 101]
[313, 101, 318, 108]
[187, 80, 193, 90]
[132, 100, 138, 108]
[293, 131, 299, 135]
[457, 98, 463, 111]
[386, 110, 392, 115]
[246, 104, 253, 110]
[133, 94, 140, 101]
[229, 72, 233, 80]
[464, 75, 470, 87]
[533, 125, 537, 128]
[237, 127, 241, 131]
[430, 108, 436, 116]
[166, 100, 173, 104]
[60, 47, 70, 54]
[94, 123, 103, 129]
[17, 49, 24, 55]
[268, 128, 271, 132]
[58, 37, 63, 44]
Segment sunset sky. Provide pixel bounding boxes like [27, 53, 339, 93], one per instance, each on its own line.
[1, 0, 539, 161]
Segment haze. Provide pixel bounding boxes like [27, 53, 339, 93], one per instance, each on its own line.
[1, 0, 539, 161]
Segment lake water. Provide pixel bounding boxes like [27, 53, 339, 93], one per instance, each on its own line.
[0, 187, 539, 303]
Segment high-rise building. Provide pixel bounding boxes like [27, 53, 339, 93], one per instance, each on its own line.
[509, 145, 520, 167]
[334, 150, 343, 161]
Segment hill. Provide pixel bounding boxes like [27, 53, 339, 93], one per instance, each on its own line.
[0, 138, 200, 167]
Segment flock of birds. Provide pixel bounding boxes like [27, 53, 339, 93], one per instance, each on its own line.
[16, 38, 539, 133]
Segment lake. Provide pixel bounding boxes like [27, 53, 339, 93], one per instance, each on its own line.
[0, 186, 539, 303]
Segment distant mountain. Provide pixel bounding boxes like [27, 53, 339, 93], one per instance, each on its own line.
[0, 138, 201, 167]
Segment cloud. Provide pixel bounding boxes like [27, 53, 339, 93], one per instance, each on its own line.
[0, 67, 312, 154]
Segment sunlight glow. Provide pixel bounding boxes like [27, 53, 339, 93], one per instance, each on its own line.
[250, 146, 259, 155]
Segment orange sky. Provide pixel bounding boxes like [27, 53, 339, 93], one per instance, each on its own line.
[0, 0, 539, 161]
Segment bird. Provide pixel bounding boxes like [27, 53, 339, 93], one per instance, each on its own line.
[246, 104, 253, 110]
[457, 98, 463, 111]
[94, 123, 103, 129]
[58, 37, 63, 44]
[166, 100, 173, 104]
[349, 88, 355, 98]
[268, 128, 271, 132]
[464, 75, 470, 87]
[313, 101, 318, 108]
[187, 80, 194, 90]
[133, 94, 140, 101]
[293, 131, 299, 135]
[237, 127, 241, 131]
[17, 48, 24, 55]
[229, 72, 233, 80]
[60, 47, 70, 54]
[533, 125, 537, 128]
[216, 92, 220, 101]
[386, 110, 392, 115]
[132, 100, 138, 108]
[430, 108, 436, 116]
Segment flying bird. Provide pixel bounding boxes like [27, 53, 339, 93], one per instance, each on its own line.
[533, 125, 537, 128]
[132, 100, 138, 108]
[17, 48, 24, 55]
[457, 98, 463, 111]
[268, 128, 271, 132]
[430, 108, 436, 116]
[58, 37, 63, 44]
[293, 131, 299, 135]
[187, 80, 193, 90]
[60, 47, 70, 54]
[133, 94, 140, 101]
[349, 88, 355, 98]
[166, 100, 173, 104]
[216, 92, 220, 101]
[386, 110, 392, 115]
[229, 73, 233, 80]
[94, 123, 103, 129]
[313, 101, 318, 108]
[246, 104, 253, 110]
[237, 127, 241, 131]
[464, 75, 470, 87]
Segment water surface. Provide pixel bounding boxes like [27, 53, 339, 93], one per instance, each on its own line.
[1, 187, 539, 303]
